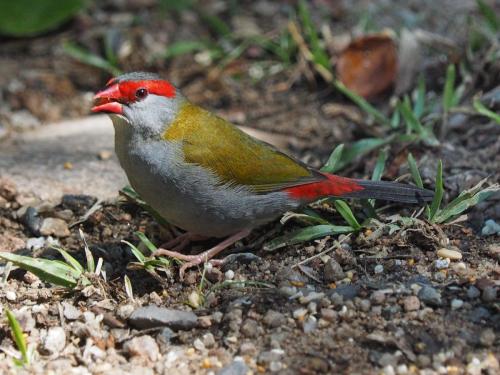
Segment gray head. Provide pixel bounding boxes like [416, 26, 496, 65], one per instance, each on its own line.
[92, 72, 183, 136]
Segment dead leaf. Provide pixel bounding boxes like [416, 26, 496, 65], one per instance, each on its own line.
[336, 33, 397, 99]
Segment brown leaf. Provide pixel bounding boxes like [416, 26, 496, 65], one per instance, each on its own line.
[336, 33, 397, 99]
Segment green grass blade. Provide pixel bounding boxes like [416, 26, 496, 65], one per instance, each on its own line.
[413, 76, 426, 119]
[321, 144, 344, 173]
[263, 224, 354, 251]
[443, 65, 456, 111]
[199, 12, 231, 37]
[473, 99, 500, 124]
[429, 160, 444, 221]
[5, 309, 29, 365]
[298, 0, 330, 69]
[124, 275, 134, 300]
[62, 42, 121, 76]
[399, 97, 425, 133]
[334, 200, 361, 230]
[367, 149, 388, 206]
[334, 137, 391, 172]
[135, 231, 158, 254]
[476, 0, 499, 32]
[122, 240, 146, 263]
[79, 229, 95, 274]
[433, 182, 500, 223]
[333, 80, 390, 126]
[53, 247, 84, 273]
[165, 40, 209, 59]
[407, 153, 424, 189]
[372, 149, 387, 182]
[0, 253, 82, 288]
[390, 108, 400, 129]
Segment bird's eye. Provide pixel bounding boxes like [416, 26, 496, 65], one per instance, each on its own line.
[135, 88, 148, 99]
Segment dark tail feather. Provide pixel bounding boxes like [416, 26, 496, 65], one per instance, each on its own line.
[343, 179, 434, 204]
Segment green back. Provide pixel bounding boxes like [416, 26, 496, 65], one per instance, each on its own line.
[163, 102, 323, 193]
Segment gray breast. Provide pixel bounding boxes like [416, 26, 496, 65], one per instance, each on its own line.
[111, 117, 298, 237]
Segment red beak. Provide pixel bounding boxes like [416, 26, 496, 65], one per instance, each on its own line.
[92, 83, 124, 114]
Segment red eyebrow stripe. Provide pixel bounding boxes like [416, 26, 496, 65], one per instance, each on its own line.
[118, 80, 176, 101]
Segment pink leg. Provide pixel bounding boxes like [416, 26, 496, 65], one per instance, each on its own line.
[159, 232, 209, 252]
[152, 229, 251, 280]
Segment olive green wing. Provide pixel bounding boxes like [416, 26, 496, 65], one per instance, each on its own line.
[163, 102, 325, 193]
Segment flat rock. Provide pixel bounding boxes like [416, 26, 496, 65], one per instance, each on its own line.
[0, 115, 126, 201]
[129, 305, 198, 330]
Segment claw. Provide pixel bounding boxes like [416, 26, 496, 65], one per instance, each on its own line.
[152, 229, 251, 280]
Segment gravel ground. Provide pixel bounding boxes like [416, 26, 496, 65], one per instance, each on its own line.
[0, 0, 499, 374]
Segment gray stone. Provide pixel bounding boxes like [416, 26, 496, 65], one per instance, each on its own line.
[129, 305, 197, 330]
[156, 327, 176, 346]
[323, 259, 345, 282]
[123, 335, 159, 361]
[263, 310, 286, 328]
[482, 286, 497, 302]
[418, 286, 442, 307]
[217, 359, 249, 375]
[403, 296, 420, 312]
[371, 290, 386, 305]
[43, 327, 66, 354]
[467, 285, 481, 299]
[240, 319, 261, 338]
[469, 307, 491, 323]
[62, 302, 81, 320]
[39, 218, 70, 238]
[479, 329, 495, 347]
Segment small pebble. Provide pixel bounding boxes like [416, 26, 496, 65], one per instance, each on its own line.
[323, 259, 345, 282]
[403, 296, 420, 312]
[98, 150, 112, 160]
[450, 299, 463, 310]
[437, 248, 462, 260]
[43, 327, 66, 354]
[292, 308, 308, 321]
[193, 338, 205, 351]
[418, 286, 442, 307]
[26, 237, 45, 250]
[202, 332, 216, 348]
[39, 218, 70, 238]
[299, 291, 325, 304]
[5, 291, 16, 301]
[374, 264, 384, 274]
[434, 258, 450, 270]
[482, 286, 497, 302]
[479, 329, 495, 347]
[188, 290, 202, 308]
[63, 302, 82, 320]
[302, 315, 317, 333]
[263, 310, 286, 328]
[239, 342, 257, 356]
[371, 290, 386, 305]
[358, 299, 371, 312]
[224, 270, 235, 280]
[123, 335, 159, 361]
[467, 286, 481, 299]
[269, 361, 283, 372]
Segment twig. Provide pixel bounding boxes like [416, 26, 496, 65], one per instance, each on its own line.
[292, 233, 352, 268]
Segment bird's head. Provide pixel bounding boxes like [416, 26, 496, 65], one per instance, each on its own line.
[92, 72, 182, 134]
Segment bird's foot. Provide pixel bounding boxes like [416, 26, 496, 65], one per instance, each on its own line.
[159, 232, 209, 252]
[152, 229, 251, 280]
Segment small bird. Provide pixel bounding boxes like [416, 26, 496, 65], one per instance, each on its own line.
[93, 72, 433, 278]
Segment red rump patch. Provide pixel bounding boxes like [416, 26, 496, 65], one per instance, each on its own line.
[285, 173, 364, 201]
